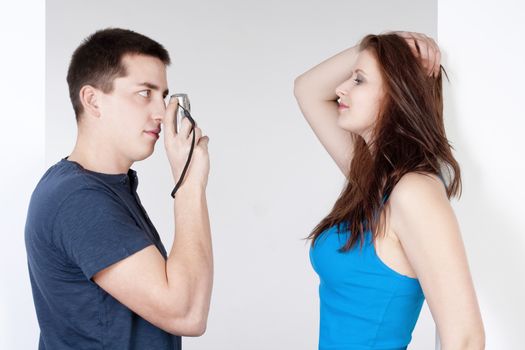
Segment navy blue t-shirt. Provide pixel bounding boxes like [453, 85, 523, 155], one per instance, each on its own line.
[25, 158, 182, 350]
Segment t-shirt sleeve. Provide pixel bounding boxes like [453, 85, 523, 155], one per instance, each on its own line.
[53, 188, 153, 280]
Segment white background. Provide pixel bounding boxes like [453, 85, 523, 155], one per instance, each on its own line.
[437, 0, 525, 348]
[1, 0, 523, 349]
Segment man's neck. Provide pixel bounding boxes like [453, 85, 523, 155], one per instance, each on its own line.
[67, 137, 132, 175]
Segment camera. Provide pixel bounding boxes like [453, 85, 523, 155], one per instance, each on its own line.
[170, 93, 191, 133]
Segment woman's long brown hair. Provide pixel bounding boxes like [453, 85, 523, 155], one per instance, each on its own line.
[309, 33, 461, 251]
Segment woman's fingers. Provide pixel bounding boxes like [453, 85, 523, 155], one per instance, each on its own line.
[405, 36, 420, 58]
[422, 34, 439, 77]
[433, 49, 442, 77]
[401, 32, 441, 77]
[421, 39, 433, 75]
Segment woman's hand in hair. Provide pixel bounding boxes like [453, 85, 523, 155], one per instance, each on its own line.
[392, 31, 441, 78]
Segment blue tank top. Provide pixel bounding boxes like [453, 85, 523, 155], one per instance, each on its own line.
[310, 223, 425, 350]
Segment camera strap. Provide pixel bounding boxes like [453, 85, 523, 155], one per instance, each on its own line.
[170, 105, 196, 198]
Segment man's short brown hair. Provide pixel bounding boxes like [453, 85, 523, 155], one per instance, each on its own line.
[66, 28, 171, 120]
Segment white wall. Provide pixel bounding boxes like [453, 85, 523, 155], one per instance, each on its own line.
[3, 0, 463, 348]
[438, 1, 525, 348]
[0, 0, 45, 349]
[44, 1, 437, 349]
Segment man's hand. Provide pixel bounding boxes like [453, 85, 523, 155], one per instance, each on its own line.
[393, 31, 442, 78]
[163, 96, 210, 189]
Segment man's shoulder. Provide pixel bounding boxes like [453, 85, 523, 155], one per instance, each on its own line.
[29, 159, 113, 213]
[25, 159, 113, 251]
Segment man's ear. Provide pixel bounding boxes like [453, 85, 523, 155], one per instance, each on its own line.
[79, 85, 101, 118]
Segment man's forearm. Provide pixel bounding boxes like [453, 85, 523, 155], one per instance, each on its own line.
[166, 184, 213, 335]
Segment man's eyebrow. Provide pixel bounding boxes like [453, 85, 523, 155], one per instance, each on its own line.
[138, 82, 169, 98]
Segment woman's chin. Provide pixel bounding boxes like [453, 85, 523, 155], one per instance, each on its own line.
[337, 117, 355, 133]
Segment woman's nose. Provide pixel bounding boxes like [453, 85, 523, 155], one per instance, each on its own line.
[335, 81, 349, 97]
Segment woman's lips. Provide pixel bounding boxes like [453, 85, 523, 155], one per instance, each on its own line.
[338, 102, 349, 110]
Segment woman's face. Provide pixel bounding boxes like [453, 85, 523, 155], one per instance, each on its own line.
[335, 49, 386, 144]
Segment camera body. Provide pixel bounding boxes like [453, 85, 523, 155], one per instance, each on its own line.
[170, 93, 191, 133]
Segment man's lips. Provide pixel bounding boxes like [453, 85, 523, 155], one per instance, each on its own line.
[144, 128, 161, 139]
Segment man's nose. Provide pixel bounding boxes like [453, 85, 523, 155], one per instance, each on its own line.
[152, 99, 167, 121]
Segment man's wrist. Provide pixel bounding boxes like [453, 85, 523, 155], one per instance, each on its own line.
[173, 182, 206, 199]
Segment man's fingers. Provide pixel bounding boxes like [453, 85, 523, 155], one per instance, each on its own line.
[198, 136, 209, 150]
[164, 96, 179, 138]
[194, 127, 202, 141]
[179, 117, 193, 138]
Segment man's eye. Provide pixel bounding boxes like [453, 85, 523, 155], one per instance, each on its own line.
[138, 90, 150, 98]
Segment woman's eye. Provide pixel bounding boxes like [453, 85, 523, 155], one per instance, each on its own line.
[138, 90, 150, 98]
[353, 76, 363, 85]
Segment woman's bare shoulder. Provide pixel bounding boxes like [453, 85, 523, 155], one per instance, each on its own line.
[389, 172, 447, 204]
[387, 172, 449, 231]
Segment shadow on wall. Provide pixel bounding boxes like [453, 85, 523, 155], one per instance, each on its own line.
[442, 53, 524, 348]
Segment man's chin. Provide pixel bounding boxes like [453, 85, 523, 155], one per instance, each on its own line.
[132, 147, 155, 162]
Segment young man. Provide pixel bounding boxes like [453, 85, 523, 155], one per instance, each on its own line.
[25, 28, 212, 350]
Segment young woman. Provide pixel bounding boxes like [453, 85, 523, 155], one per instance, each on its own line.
[294, 32, 485, 349]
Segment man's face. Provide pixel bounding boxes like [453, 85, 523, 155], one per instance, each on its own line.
[97, 53, 169, 164]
